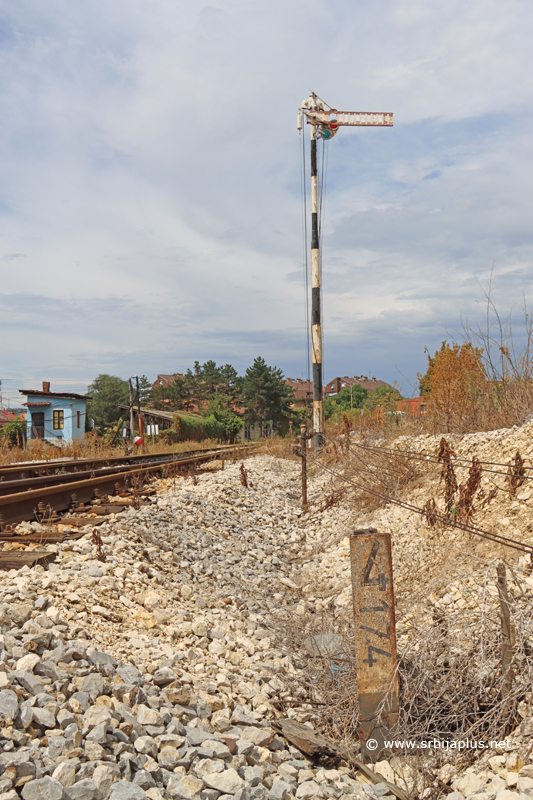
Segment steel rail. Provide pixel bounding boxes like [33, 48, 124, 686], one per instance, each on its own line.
[0, 443, 257, 529]
[0, 443, 257, 482]
[0, 462, 169, 498]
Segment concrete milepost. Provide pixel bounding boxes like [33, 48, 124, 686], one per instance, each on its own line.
[350, 528, 399, 762]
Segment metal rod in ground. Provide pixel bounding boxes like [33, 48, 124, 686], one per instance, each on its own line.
[496, 563, 515, 699]
[300, 424, 307, 509]
[310, 100, 324, 449]
[350, 528, 399, 762]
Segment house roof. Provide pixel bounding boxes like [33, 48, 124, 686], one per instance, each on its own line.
[118, 405, 203, 421]
[23, 402, 51, 407]
[0, 410, 20, 423]
[20, 390, 92, 401]
[324, 376, 391, 395]
[285, 379, 313, 401]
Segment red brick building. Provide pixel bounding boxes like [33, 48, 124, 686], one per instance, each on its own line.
[397, 397, 427, 416]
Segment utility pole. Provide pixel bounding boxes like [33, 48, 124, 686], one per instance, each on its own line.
[135, 376, 144, 452]
[128, 379, 135, 443]
[298, 94, 393, 450]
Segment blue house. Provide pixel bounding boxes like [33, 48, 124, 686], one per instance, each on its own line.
[20, 382, 91, 445]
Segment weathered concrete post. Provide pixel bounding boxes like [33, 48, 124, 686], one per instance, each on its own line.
[350, 528, 399, 762]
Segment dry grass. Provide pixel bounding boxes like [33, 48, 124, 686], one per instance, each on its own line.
[305, 427, 424, 517]
[270, 558, 533, 792]
[268, 605, 362, 745]
[0, 433, 224, 466]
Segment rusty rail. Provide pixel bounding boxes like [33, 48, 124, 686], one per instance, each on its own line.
[0, 443, 257, 529]
[0, 442, 258, 483]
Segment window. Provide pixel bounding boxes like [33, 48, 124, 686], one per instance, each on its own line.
[53, 410, 64, 430]
[77, 410, 81, 429]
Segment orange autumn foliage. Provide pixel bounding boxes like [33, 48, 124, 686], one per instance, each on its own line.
[418, 341, 487, 432]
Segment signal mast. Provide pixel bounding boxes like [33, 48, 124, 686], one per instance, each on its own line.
[298, 93, 393, 449]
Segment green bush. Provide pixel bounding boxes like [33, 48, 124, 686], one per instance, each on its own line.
[0, 418, 27, 447]
[159, 414, 227, 444]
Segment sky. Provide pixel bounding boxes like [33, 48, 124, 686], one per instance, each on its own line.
[1, 0, 533, 406]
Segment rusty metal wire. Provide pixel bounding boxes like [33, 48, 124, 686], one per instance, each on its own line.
[307, 454, 533, 554]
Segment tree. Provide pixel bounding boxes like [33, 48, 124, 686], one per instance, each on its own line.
[241, 357, 295, 435]
[150, 375, 190, 411]
[86, 375, 129, 428]
[202, 392, 243, 442]
[137, 375, 152, 404]
[324, 384, 369, 419]
[363, 384, 403, 414]
[149, 362, 241, 413]
[417, 341, 487, 432]
[186, 361, 240, 407]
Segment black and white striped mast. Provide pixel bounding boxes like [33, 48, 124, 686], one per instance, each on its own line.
[299, 93, 393, 450]
[310, 106, 323, 449]
[299, 91, 326, 449]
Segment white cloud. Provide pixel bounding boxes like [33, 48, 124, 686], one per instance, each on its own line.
[1, 0, 533, 395]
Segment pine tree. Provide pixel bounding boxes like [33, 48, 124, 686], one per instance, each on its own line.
[241, 357, 294, 435]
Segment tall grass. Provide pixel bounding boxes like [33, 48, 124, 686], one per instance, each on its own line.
[0, 432, 223, 467]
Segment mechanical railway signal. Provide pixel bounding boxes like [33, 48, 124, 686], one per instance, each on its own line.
[298, 93, 393, 448]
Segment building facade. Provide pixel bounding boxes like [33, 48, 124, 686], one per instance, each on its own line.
[20, 382, 91, 445]
[324, 375, 391, 398]
[285, 378, 313, 409]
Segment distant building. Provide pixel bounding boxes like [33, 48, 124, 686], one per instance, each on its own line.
[0, 410, 18, 427]
[324, 375, 391, 398]
[397, 397, 427, 417]
[285, 378, 313, 409]
[151, 373, 184, 391]
[20, 382, 91, 445]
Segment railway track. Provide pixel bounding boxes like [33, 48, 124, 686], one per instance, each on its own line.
[0, 442, 258, 530]
[0, 444, 246, 482]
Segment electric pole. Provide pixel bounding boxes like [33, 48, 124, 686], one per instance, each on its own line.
[298, 93, 393, 449]
[128, 379, 135, 443]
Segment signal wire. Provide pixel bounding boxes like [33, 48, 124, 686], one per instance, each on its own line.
[345, 438, 533, 482]
[305, 453, 533, 555]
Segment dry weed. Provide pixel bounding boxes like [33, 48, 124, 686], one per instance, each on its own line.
[91, 528, 106, 562]
[456, 457, 482, 525]
[506, 451, 526, 498]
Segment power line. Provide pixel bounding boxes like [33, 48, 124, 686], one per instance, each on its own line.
[348, 438, 533, 482]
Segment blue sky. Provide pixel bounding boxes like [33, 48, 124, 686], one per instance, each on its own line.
[1, 0, 533, 404]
